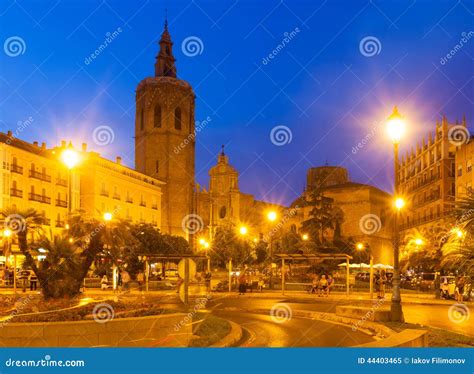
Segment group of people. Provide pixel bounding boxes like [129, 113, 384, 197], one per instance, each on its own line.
[101, 269, 146, 292]
[310, 274, 334, 297]
[0, 268, 38, 292]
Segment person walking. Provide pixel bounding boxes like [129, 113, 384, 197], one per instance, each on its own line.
[19, 269, 29, 292]
[319, 274, 329, 297]
[29, 272, 38, 291]
[327, 274, 334, 295]
[456, 274, 466, 303]
[204, 271, 212, 293]
[137, 271, 145, 292]
[377, 269, 387, 299]
[238, 272, 247, 295]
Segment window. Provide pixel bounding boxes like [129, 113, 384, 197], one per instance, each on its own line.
[219, 206, 227, 219]
[174, 107, 182, 130]
[467, 160, 472, 173]
[458, 165, 462, 177]
[155, 160, 159, 174]
[154, 104, 161, 128]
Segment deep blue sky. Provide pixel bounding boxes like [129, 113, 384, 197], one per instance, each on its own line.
[1, 0, 473, 206]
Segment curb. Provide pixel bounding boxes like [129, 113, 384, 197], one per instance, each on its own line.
[210, 320, 242, 348]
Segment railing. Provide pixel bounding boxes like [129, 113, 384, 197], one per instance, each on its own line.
[29, 170, 51, 182]
[139, 201, 146, 207]
[126, 198, 133, 203]
[56, 178, 67, 187]
[39, 217, 51, 225]
[56, 220, 65, 228]
[100, 190, 109, 197]
[151, 204, 158, 210]
[113, 194, 121, 200]
[56, 199, 67, 208]
[11, 164, 23, 174]
[10, 188, 23, 198]
[28, 193, 51, 204]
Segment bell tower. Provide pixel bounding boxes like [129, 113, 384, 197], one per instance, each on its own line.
[135, 19, 195, 238]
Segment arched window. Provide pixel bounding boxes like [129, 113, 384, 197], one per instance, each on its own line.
[174, 107, 182, 130]
[154, 104, 161, 128]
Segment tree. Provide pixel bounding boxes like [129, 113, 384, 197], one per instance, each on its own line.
[210, 225, 253, 268]
[301, 189, 341, 247]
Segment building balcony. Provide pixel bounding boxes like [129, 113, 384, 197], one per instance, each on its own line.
[100, 190, 109, 197]
[126, 197, 133, 204]
[56, 220, 65, 228]
[113, 194, 121, 200]
[11, 164, 23, 174]
[56, 178, 67, 187]
[139, 201, 146, 207]
[56, 199, 68, 208]
[39, 217, 51, 225]
[29, 170, 51, 183]
[151, 204, 158, 210]
[10, 188, 23, 198]
[29, 193, 51, 204]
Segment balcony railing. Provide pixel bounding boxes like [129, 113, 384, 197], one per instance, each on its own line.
[29, 193, 51, 204]
[151, 204, 158, 210]
[113, 194, 121, 200]
[11, 164, 23, 174]
[56, 220, 65, 228]
[29, 170, 51, 183]
[100, 190, 109, 197]
[126, 197, 133, 204]
[139, 201, 146, 207]
[39, 217, 51, 225]
[10, 188, 23, 198]
[56, 199, 67, 208]
[56, 178, 67, 187]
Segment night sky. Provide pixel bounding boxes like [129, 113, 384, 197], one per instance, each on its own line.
[1, 0, 472, 206]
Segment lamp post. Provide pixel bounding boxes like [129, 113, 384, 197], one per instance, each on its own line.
[60, 147, 80, 218]
[199, 238, 211, 272]
[266, 211, 277, 289]
[386, 106, 406, 322]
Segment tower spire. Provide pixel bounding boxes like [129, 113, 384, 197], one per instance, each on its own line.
[155, 13, 177, 78]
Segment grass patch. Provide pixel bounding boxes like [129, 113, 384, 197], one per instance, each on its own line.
[189, 312, 231, 347]
[383, 321, 474, 347]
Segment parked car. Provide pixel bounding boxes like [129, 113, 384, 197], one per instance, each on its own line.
[412, 272, 436, 291]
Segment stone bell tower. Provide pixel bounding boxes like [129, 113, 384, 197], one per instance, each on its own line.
[135, 18, 195, 238]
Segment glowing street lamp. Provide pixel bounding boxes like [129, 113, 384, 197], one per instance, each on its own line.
[3, 229, 12, 238]
[356, 242, 364, 250]
[239, 226, 248, 236]
[199, 238, 206, 246]
[386, 106, 406, 145]
[61, 148, 80, 170]
[302, 233, 309, 241]
[414, 238, 424, 246]
[386, 106, 406, 322]
[453, 228, 465, 239]
[394, 197, 406, 211]
[103, 212, 113, 222]
[267, 211, 277, 222]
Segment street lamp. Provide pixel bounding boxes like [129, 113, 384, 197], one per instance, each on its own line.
[356, 242, 364, 250]
[198, 238, 211, 272]
[103, 212, 113, 222]
[239, 226, 248, 236]
[387, 106, 406, 322]
[266, 210, 278, 289]
[60, 147, 80, 216]
[302, 233, 309, 241]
